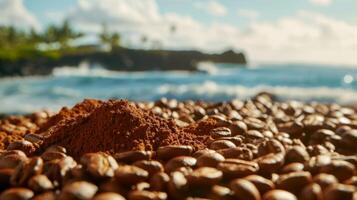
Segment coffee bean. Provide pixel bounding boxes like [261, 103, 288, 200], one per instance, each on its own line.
[165, 156, 196, 173]
[305, 155, 331, 175]
[229, 120, 248, 135]
[32, 192, 56, 200]
[280, 162, 305, 174]
[217, 159, 259, 179]
[256, 153, 285, 174]
[0, 168, 14, 189]
[167, 171, 188, 200]
[150, 172, 170, 191]
[312, 173, 338, 190]
[0, 188, 34, 200]
[7, 140, 36, 153]
[276, 171, 312, 195]
[157, 145, 193, 160]
[286, 146, 310, 163]
[258, 139, 285, 156]
[58, 181, 98, 200]
[244, 175, 275, 195]
[115, 165, 148, 185]
[244, 117, 266, 130]
[339, 129, 357, 149]
[92, 192, 126, 200]
[323, 183, 356, 200]
[320, 160, 355, 182]
[23, 133, 43, 144]
[196, 151, 225, 168]
[208, 185, 234, 200]
[43, 156, 77, 184]
[99, 180, 127, 195]
[230, 179, 261, 200]
[114, 150, 153, 164]
[186, 167, 222, 186]
[192, 149, 216, 158]
[263, 190, 297, 200]
[217, 136, 243, 146]
[299, 183, 322, 200]
[27, 174, 54, 192]
[41, 151, 67, 162]
[133, 160, 163, 176]
[344, 176, 357, 187]
[245, 130, 265, 140]
[128, 190, 167, 200]
[218, 147, 253, 160]
[0, 150, 28, 169]
[209, 140, 236, 150]
[44, 145, 67, 154]
[80, 153, 118, 178]
[210, 127, 232, 139]
[133, 182, 150, 191]
[11, 157, 43, 186]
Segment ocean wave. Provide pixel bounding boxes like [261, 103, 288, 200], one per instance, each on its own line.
[158, 81, 357, 104]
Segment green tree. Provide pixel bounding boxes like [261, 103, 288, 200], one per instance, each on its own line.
[99, 23, 121, 50]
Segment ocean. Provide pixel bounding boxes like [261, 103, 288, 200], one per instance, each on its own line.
[0, 63, 357, 114]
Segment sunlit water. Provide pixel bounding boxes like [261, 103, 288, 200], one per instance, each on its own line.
[0, 63, 357, 114]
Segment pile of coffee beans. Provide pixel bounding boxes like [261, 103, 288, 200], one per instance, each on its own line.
[0, 93, 356, 199]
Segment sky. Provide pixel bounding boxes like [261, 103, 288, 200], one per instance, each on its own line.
[1, 0, 357, 66]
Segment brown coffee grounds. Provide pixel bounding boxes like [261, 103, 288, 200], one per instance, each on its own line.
[38, 99, 102, 132]
[36, 99, 214, 158]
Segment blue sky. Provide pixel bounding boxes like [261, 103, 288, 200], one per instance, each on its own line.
[1, 0, 357, 65]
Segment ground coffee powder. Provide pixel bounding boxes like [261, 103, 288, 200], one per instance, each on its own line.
[37, 99, 214, 157]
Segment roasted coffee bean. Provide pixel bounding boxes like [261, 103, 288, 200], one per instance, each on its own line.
[245, 130, 265, 140]
[320, 160, 355, 182]
[80, 153, 118, 178]
[339, 129, 357, 149]
[229, 120, 248, 135]
[115, 165, 148, 185]
[312, 173, 338, 190]
[344, 176, 357, 187]
[230, 179, 261, 200]
[92, 192, 126, 200]
[256, 153, 285, 174]
[186, 167, 222, 186]
[23, 134, 43, 144]
[280, 162, 305, 174]
[258, 139, 285, 156]
[41, 151, 67, 162]
[32, 192, 56, 200]
[11, 157, 43, 186]
[168, 171, 188, 200]
[217, 159, 259, 179]
[157, 145, 193, 160]
[133, 160, 163, 176]
[323, 183, 356, 200]
[43, 156, 77, 184]
[27, 174, 54, 192]
[244, 175, 275, 195]
[0, 188, 34, 200]
[150, 172, 170, 191]
[285, 146, 310, 163]
[0, 168, 14, 189]
[208, 185, 234, 200]
[0, 150, 28, 169]
[44, 145, 67, 154]
[210, 127, 232, 138]
[192, 149, 216, 158]
[7, 140, 36, 153]
[300, 183, 323, 200]
[263, 190, 297, 200]
[244, 117, 266, 130]
[276, 171, 312, 195]
[305, 155, 331, 175]
[133, 182, 151, 191]
[114, 151, 153, 164]
[196, 151, 224, 168]
[165, 156, 196, 173]
[58, 181, 98, 200]
[99, 180, 128, 195]
[218, 147, 253, 160]
[128, 190, 167, 200]
[209, 140, 236, 150]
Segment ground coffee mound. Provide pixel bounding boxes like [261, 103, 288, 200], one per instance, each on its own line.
[36, 99, 213, 157]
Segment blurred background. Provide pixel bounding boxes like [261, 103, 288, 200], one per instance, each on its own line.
[0, 0, 357, 114]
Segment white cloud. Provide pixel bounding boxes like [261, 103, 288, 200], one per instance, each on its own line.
[194, 0, 227, 17]
[68, 0, 357, 66]
[237, 9, 260, 20]
[310, 0, 332, 6]
[0, 0, 40, 29]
